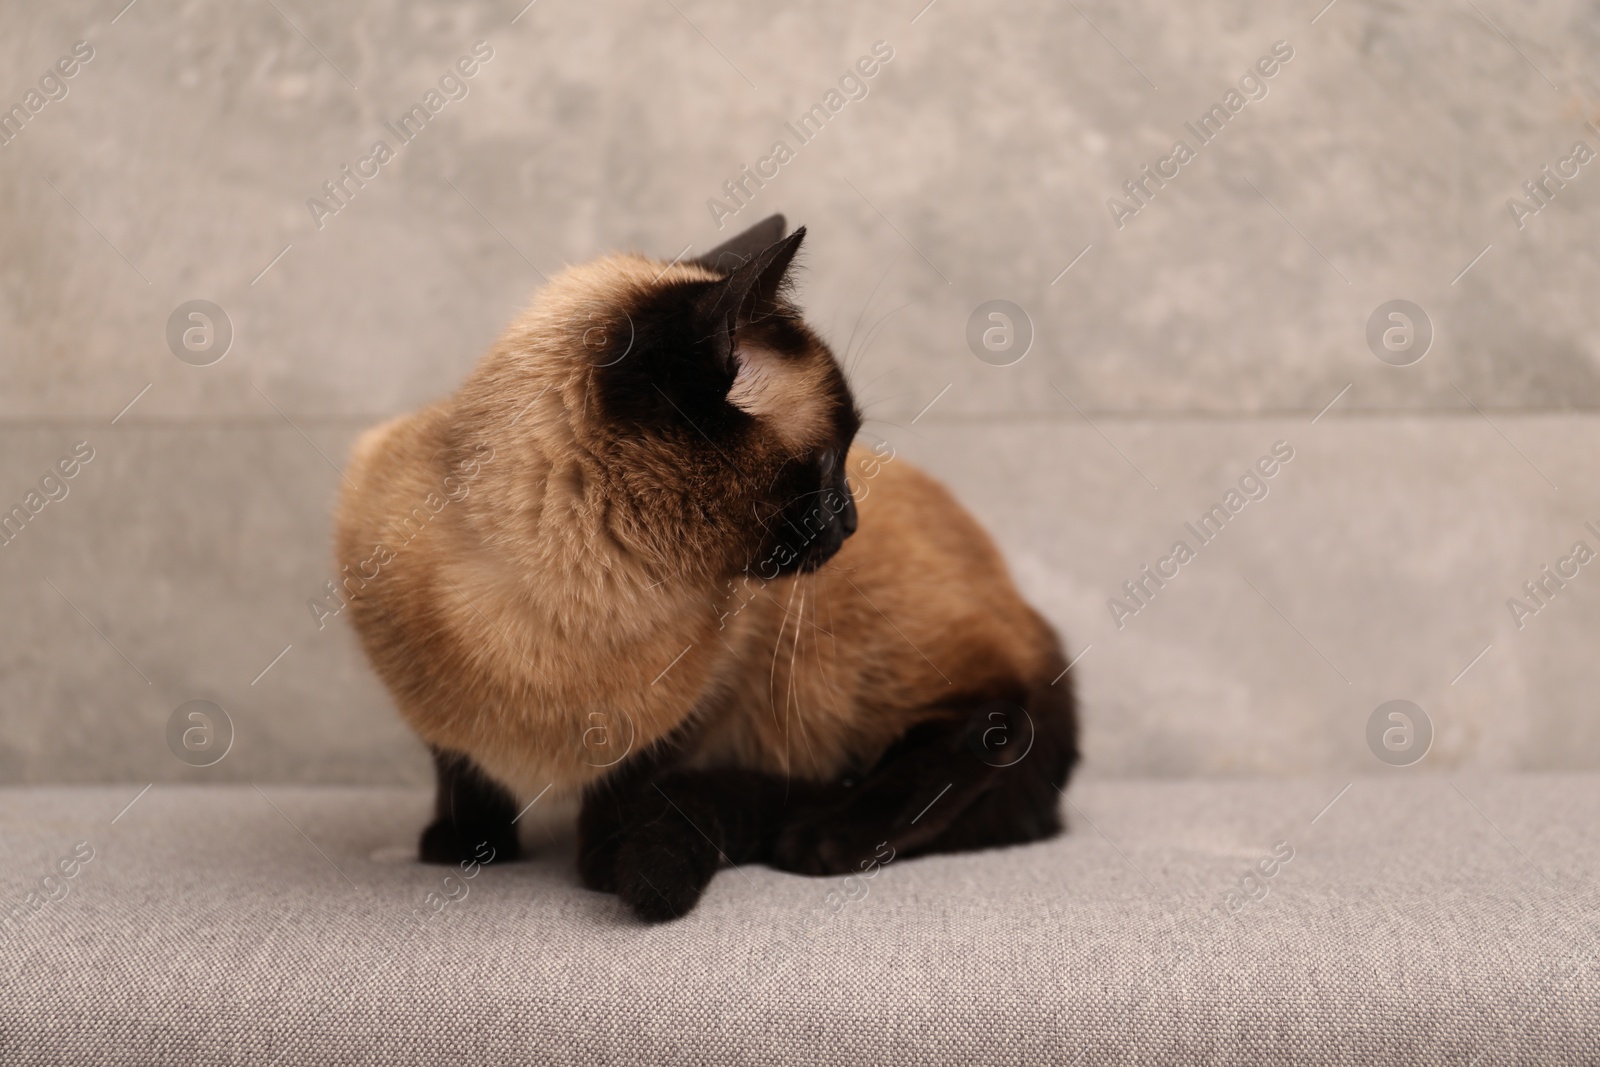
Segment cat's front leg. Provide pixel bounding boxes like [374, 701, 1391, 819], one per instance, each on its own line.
[582, 763, 810, 922]
[419, 747, 523, 866]
[576, 741, 673, 894]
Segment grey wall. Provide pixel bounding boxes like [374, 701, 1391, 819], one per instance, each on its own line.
[2, 0, 1598, 785]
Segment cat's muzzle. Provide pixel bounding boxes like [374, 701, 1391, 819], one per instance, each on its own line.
[793, 477, 858, 573]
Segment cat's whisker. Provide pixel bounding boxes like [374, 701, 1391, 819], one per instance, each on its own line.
[839, 257, 897, 375]
[848, 367, 899, 401]
[784, 585, 806, 766]
[769, 578, 801, 738]
[856, 388, 924, 414]
[795, 576, 829, 761]
[861, 416, 918, 439]
[847, 300, 913, 379]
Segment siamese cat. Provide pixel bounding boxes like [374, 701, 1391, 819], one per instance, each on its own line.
[335, 215, 1078, 921]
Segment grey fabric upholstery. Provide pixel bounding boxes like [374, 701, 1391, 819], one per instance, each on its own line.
[2, 776, 1596, 1065]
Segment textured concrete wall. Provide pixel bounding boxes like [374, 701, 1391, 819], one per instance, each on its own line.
[2, 0, 1598, 784]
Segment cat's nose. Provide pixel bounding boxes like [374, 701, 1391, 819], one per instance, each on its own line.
[837, 484, 858, 537]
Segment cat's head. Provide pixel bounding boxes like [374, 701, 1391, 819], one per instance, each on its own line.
[474, 216, 861, 583]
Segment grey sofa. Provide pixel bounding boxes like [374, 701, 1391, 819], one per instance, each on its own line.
[4, 775, 1594, 1065]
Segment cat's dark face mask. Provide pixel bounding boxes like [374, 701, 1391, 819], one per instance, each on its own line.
[764, 439, 860, 577]
[688, 215, 862, 580]
[590, 214, 862, 581]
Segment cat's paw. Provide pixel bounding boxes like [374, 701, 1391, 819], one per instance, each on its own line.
[611, 813, 722, 922]
[768, 819, 885, 877]
[577, 790, 637, 894]
[576, 835, 621, 893]
[418, 819, 521, 867]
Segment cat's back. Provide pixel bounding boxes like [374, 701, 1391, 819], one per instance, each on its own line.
[336, 402, 455, 558]
[695, 444, 1063, 780]
[838, 445, 1058, 671]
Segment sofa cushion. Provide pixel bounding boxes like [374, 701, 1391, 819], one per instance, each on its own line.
[2, 776, 1595, 1065]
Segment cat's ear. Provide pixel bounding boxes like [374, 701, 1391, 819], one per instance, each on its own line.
[702, 226, 805, 324]
[694, 214, 787, 273]
[698, 226, 806, 372]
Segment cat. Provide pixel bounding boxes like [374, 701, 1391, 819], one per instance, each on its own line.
[335, 215, 1079, 921]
